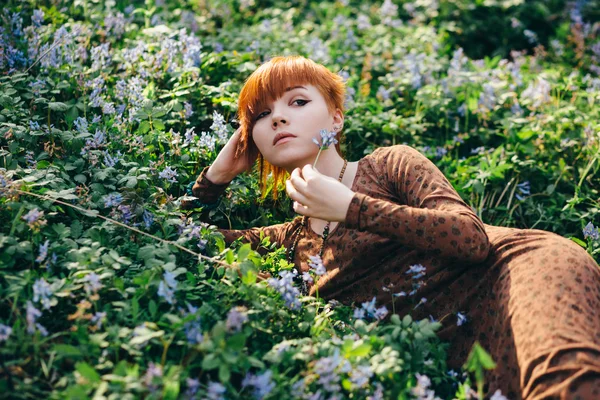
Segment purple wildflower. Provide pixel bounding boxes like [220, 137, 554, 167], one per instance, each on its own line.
[104, 193, 123, 208]
[158, 271, 177, 305]
[33, 278, 53, 310]
[91, 311, 106, 329]
[457, 312, 467, 326]
[159, 166, 178, 183]
[205, 381, 226, 400]
[83, 272, 103, 294]
[26, 301, 48, 336]
[0, 324, 11, 341]
[515, 181, 530, 201]
[35, 239, 50, 263]
[225, 306, 249, 332]
[267, 270, 302, 310]
[583, 222, 599, 240]
[308, 255, 326, 276]
[181, 303, 204, 345]
[312, 129, 338, 149]
[242, 370, 275, 399]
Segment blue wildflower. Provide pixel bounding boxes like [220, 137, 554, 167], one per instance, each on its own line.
[205, 381, 226, 400]
[159, 166, 178, 183]
[35, 239, 50, 263]
[0, 324, 12, 341]
[32, 9, 44, 27]
[158, 271, 178, 305]
[210, 111, 229, 143]
[312, 129, 338, 149]
[515, 181, 530, 201]
[83, 272, 103, 294]
[354, 296, 388, 321]
[26, 301, 48, 336]
[91, 311, 106, 329]
[142, 210, 154, 229]
[225, 306, 248, 332]
[104, 193, 123, 208]
[457, 312, 467, 326]
[29, 120, 40, 130]
[73, 117, 89, 133]
[308, 255, 326, 276]
[242, 370, 275, 399]
[33, 278, 53, 309]
[583, 222, 599, 240]
[181, 303, 204, 345]
[267, 270, 302, 310]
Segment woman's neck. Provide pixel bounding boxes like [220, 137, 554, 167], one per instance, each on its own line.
[284, 150, 347, 181]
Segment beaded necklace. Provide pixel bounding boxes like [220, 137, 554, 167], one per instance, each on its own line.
[288, 159, 348, 295]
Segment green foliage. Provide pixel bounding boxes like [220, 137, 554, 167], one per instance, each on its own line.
[0, 0, 599, 398]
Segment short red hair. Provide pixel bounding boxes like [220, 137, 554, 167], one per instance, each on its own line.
[234, 55, 347, 201]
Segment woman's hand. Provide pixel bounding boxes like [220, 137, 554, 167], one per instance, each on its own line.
[285, 164, 355, 222]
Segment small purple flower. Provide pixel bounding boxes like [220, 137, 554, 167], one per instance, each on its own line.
[158, 271, 178, 304]
[225, 306, 249, 332]
[515, 181, 530, 201]
[181, 303, 204, 345]
[312, 129, 338, 149]
[301, 271, 313, 284]
[83, 272, 103, 294]
[33, 278, 53, 310]
[583, 222, 599, 240]
[26, 301, 48, 336]
[35, 239, 50, 263]
[405, 264, 426, 279]
[205, 380, 226, 400]
[104, 193, 123, 208]
[91, 311, 106, 329]
[184, 378, 201, 399]
[159, 166, 178, 183]
[142, 210, 154, 229]
[242, 370, 275, 399]
[0, 324, 12, 341]
[354, 296, 388, 321]
[144, 362, 163, 392]
[457, 312, 467, 326]
[184, 102, 194, 119]
[308, 255, 326, 276]
[29, 120, 41, 130]
[32, 9, 44, 27]
[267, 270, 302, 310]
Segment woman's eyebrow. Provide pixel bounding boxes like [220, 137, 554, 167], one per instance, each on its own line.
[284, 86, 307, 92]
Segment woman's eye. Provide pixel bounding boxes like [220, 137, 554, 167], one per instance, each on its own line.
[255, 99, 308, 121]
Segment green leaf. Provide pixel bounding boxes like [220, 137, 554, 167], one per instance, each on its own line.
[153, 120, 165, 131]
[569, 237, 587, 248]
[237, 243, 251, 262]
[75, 362, 101, 383]
[201, 354, 220, 370]
[138, 121, 151, 134]
[74, 174, 87, 184]
[218, 364, 230, 382]
[347, 343, 371, 358]
[48, 102, 70, 112]
[53, 344, 83, 358]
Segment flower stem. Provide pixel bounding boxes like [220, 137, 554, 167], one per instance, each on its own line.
[312, 148, 323, 170]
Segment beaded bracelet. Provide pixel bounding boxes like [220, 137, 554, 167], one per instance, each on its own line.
[184, 181, 221, 210]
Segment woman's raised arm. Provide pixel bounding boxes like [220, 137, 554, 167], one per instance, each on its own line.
[344, 144, 491, 264]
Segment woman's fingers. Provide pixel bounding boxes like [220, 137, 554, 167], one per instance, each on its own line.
[286, 179, 309, 204]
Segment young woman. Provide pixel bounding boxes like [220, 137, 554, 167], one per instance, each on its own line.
[181, 55, 600, 399]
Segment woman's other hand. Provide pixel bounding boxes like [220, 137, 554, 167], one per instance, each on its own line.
[285, 164, 355, 222]
[205, 127, 259, 184]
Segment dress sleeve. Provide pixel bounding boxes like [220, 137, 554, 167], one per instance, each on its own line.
[344, 145, 490, 263]
[181, 165, 291, 255]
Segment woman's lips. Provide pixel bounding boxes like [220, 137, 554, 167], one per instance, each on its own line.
[274, 136, 295, 146]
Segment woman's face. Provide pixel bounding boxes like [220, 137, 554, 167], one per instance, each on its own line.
[251, 84, 343, 170]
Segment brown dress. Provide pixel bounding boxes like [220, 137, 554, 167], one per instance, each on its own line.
[186, 144, 600, 399]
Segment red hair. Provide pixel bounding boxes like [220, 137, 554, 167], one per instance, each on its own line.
[234, 55, 347, 201]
